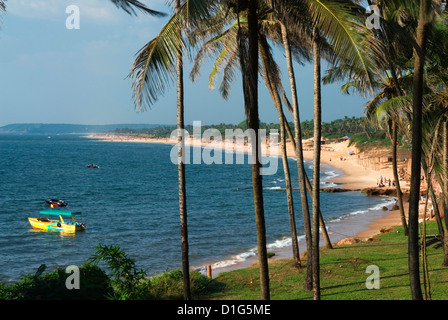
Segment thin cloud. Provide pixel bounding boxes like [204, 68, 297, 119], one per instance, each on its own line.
[6, 0, 64, 20]
[6, 0, 163, 24]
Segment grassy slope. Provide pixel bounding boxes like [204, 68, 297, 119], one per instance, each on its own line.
[202, 222, 448, 300]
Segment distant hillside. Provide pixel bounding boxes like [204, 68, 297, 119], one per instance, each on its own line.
[0, 123, 170, 135]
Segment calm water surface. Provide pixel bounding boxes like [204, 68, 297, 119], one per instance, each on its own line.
[0, 135, 392, 282]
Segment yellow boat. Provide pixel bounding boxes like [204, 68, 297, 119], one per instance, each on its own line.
[28, 210, 86, 233]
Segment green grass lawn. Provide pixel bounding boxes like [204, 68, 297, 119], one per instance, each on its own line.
[202, 222, 448, 300]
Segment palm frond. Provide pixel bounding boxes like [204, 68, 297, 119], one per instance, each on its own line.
[110, 0, 166, 17]
[128, 0, 214, 111]
[364, 94, 387, 123]
[190, 21, 237, 84]
[129, 13, 184, 111]
[304, 0, 380, 92]
[374, 95, 413, 119]
[323, 63, 384, 97]
[190, 12, 242, 98]
[219, 50, 239, 100]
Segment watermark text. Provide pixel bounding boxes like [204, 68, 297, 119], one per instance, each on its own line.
[66, 5, 80, 30]
[170, 121, 279, 175]
[366, 5, 380, 30]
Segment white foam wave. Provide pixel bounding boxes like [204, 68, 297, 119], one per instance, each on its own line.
[266, 186, 282, 190]
[200, 234, 307, 272]
[324, 170, 339, 178]
[206, 248, 258, 270]
[267, 237, 291, 250]
[197, 195, 396, 274]
[321, 181, 339, 187]
[327, 196, 395, 223]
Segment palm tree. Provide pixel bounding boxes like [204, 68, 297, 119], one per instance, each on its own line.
[323, 0, 415, 238]
[424, 12, 448, 266]
[258, 32, 302, 267]
[272, 0, 379, 299]
[174, 0, 191, 301]
[408, 0, 434, 300]
[421, 86, 448, 266]
[443, 116, 448, 266]
[190, 3, 309, 273]
[323, 0, 444, 298]
[311, 27, 322, 300]
[190, 2, 337, 279]
[128, 0, 211, 300]
[278, 17, 316, 289]
[239, 0, 270, 300]
[191, 0, 272, 300]
[192, 0, 379, 298]
[338, 70, 412, 236]
[301, 0, 379, 298]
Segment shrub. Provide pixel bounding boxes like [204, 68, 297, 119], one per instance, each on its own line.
[0, 263, 111, 300]
[148, 269, 224, 299]
[88, 244, 152, 300]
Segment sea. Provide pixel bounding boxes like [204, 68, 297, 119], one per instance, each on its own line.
[0, 134, 394, 283]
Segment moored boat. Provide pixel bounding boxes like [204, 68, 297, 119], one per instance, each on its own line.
[45, 199, 68, 207]
[28, 210, 86, 233]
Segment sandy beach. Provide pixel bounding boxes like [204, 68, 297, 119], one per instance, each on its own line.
[86, 132, 432, 274]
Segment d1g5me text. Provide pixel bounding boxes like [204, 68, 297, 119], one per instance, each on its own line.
[177, 304, 270, 317]
[222, 304, 271, 315]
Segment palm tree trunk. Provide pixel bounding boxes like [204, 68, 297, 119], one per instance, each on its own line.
[408, 0, 431, 300]
[391, 119, 408, 235]
[282, 117, 333, 252]
[278, 113, 301, 268]
[258, 35, 301, 267]
[306, 175, 332, 249]
[421, 155, 444, 237]
[175, 0, 191, 301]
[280, 22, 313, 287]
[312, 33, 321, 300]
[238, 0, 270, 300]
[442, 117, 448, 266]
[421, 189, 431, 300]
[378, 3, 408, 238]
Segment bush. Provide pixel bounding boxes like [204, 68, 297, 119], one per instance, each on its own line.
[88, 244, 152, 300]
[0, 263, 112, 300]
[0, 245, 224, 300]
[148, 269, 224, 299]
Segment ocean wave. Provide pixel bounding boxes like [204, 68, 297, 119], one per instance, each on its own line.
[205, 248, 258, 270]
[323, 170, 340, 179]
[326, 197, 395, 223]
[198, 235, 307, 272]
[320, 180, 339, 188]
[196, 195, 396, 275]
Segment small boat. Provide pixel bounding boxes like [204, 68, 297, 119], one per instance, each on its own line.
[45, 199, 68, 207]
[86, 164, 100, 168]
[28, 210, 86, 233]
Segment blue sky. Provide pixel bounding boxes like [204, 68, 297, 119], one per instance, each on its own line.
[0, 0, 368, 127]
